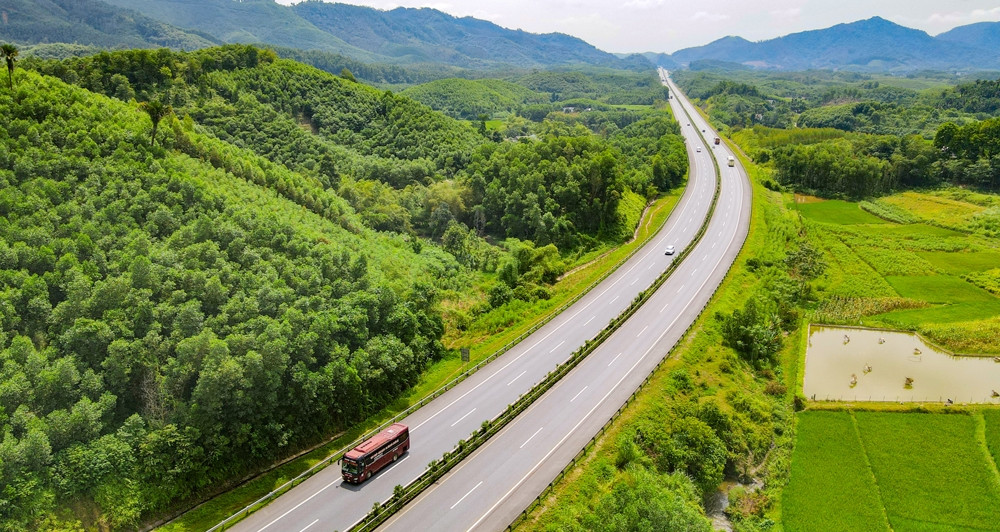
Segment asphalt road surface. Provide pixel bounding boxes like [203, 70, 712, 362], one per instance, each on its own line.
[229, 69, 741, 532]
[376, 69, 751, 532]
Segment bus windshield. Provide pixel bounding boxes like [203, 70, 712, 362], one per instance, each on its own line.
[341, 458, 362, 475]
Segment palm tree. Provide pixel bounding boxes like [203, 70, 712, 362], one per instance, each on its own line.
[141, 99, 172, 147]
[1, 43, 17, 91]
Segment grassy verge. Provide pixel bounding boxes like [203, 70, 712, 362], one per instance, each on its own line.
[159, 188, 684, 531]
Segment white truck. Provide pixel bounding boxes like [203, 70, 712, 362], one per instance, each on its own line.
[727, 156, 735, 167]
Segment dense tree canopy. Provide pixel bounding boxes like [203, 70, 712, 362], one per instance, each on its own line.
[0, 69, 457, 530]
[2, 46, 690, 529]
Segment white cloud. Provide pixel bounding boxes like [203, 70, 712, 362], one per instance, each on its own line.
[690, 11, 729, 22]
[622, 0, 666, 10]
[554, 12, 622, 37]
[770, 8, 801, 19]
[926, 7, 1000, 24]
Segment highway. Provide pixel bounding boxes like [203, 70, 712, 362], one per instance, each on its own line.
[376, 69, 752, 531]
[228, 70, 737, 532]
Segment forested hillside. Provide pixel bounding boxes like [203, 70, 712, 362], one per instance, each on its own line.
[0, 0, 217, 50]
[1, 45, 686, 529]
[0, 68, 458, 530]
[101, 0, 381, 62]
[97, 0, 647, 70]
[400, 78, 549, 119]
[674, 69, 1000, 137]
[676, 71, 1000, 197]
[290, 1, 646, 69]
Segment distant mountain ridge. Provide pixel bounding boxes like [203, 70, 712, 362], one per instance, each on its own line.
[0, 0, 217, 50]
[937, 21, 1000, 52]
[292, 2, 644, 69]
[665, 17, 1000, 72]
[8, 0, 1000, 74]
[98, 0, 647, 69]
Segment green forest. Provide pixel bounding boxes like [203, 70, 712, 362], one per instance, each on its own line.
[673, 70, 1000, 198]
[674, 69, 1000, 136]
[0, 44, 686, 529]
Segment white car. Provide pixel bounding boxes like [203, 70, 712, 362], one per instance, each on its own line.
[696, 146, 702, 152]
[664, 245, 676, 255]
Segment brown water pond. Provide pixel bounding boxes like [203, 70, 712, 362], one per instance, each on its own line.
[803, 325, 1000, 403]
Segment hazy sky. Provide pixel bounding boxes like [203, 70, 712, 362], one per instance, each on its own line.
[276, 0, 1000, 54]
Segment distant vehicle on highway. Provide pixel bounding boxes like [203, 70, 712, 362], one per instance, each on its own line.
[696, 146, 702, 152]
[342, 423, 409, 483]
[727, 156, 736, 167]
[714, 137, 721, 145]
[664, 245, 676, 255]
[702, 129, 706, 132]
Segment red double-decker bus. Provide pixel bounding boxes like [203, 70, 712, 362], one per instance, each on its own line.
[341, 423, 409, 483]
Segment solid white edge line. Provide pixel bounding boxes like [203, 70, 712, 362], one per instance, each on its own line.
[450, 481, 484, 510]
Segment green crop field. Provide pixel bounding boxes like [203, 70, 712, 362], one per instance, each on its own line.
[785, 411, 1000, 532]
[856, 412, 1000, 531]
[919, 251, 1000, 274]
[801, 192, 1000, 353]
[782, 411, 889, 532]
[885, 275, 997, 304]
[794, 199, 888, 225]
[881, 192, 987, 230]
[986, 411, 1000, 469]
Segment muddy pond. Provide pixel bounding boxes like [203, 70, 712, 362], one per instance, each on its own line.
[803, 325, 1000, 403]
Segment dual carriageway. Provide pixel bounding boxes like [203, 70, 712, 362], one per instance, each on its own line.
[228, 69, 752, 532]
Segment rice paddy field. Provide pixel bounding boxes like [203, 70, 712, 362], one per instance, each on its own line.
[783, 411, 1000, 532]
[795, 191, 1000, 354]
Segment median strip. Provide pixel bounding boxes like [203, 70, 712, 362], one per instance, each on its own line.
[348, 87, 726, 532]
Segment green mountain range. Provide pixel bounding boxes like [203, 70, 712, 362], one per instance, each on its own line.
[97, 0, 646, 69]
[666, 17, 1000, 72]
[0, 0, 217, 50]
[937, 21, 1000, 52]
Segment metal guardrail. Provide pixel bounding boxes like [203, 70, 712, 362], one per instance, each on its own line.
[205, 149, 690, 532]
